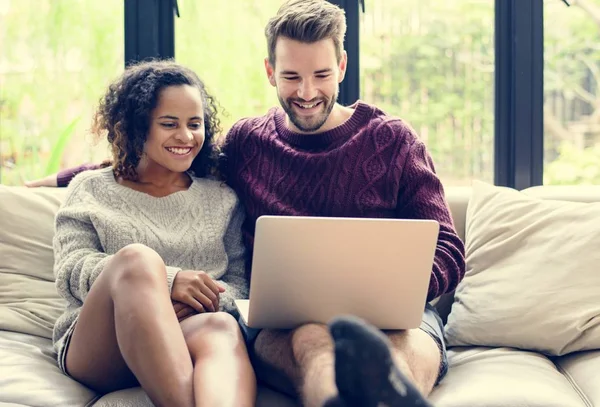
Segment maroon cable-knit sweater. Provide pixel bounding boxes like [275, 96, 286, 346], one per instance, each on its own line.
[58, 101, 465, 301]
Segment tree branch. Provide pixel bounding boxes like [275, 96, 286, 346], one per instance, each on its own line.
[544, 105, 573, 142]
[572, 0, 600, 26]
[577, 54, 600, 95]
[573, 84, 597, 104]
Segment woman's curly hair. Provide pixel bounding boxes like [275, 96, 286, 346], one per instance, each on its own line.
[92, 60, 222, 180]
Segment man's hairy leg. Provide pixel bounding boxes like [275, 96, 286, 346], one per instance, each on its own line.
[253, 319, 441, 407]
[326, 316, 440, 407]
[252, 325, 337, 407]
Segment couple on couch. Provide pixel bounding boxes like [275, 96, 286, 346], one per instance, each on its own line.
[28, 1, 465, 406]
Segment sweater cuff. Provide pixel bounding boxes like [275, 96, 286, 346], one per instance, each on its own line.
[165, 266, 182, 293]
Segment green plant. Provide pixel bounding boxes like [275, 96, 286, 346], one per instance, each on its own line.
[45, 117, 80, 175]
[545, 142, 600, 185]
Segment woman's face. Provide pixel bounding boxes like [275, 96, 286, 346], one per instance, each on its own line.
[141, 85, 205, 175]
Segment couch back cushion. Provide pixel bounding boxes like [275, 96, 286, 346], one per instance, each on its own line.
[0, 184, 471, 337]
[0, 186, 68, 339]
[445, 181, 600, 356]
[444, 186, 470, 243]
[4, 182, 594, 343]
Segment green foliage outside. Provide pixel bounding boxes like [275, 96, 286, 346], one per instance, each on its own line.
[1, 0, 599, 186]
[0, 0, 123, 186]
[175, 0, 282, 133]
[544, 0, 600, 185]
[359, 0, 494, 185]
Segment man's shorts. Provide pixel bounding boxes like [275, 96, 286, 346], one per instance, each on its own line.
[237, 302, 449, 385]
[420, 302, 449, 385]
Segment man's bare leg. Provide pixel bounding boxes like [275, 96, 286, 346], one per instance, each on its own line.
[253, 319, 441, 407]
[253, 325, 335, 407]
[325, 316, 440, 406]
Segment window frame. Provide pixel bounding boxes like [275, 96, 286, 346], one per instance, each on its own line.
[494, 0, 544, 189]
[124, 0, 178, 66]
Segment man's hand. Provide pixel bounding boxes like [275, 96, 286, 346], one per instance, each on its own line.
[171, 270, 226, 313]
[24, 174, 58, 188]
[172, 300, 197, 322]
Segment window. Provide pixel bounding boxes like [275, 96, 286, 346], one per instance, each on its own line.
[0, 0, 123, 186]
[360, 0, 495, 186]
[544, 0, 600, 185]
[175, 0, 285, 136]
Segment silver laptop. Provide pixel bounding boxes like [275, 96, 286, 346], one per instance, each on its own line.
[234, 215, 439, 330]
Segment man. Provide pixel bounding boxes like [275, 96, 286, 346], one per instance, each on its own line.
[29, 1, 465, 406]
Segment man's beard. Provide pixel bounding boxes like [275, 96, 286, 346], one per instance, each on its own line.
[279, 92, 337, 133]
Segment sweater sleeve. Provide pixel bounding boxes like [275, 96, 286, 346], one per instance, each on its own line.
[396, 139, 466, 301]
[216, 199, 249, 315]
[53, 175, 113, 304]
[57, 163, 103, 188]
[218, 119, 246, 189]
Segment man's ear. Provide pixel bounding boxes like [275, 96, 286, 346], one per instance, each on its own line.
[265, 58, 277, 87]
[338, 50, 348, 83]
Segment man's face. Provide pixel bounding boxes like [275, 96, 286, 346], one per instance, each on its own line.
[265, 37, 347, 134]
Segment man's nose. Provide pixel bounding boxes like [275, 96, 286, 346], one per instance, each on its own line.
[298, 80, 318, 101]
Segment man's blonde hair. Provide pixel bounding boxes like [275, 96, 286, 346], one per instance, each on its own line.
[265, 0, 346, 67]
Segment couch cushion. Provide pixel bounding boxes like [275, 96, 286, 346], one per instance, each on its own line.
[0, 330, 97, 407]
[92, 385, 299, 407]
[444, 186, 471, 243]
[0, 186, 68, 339]
[523, 185, 600, 202]
[445, 181, 600, 355]
[554, 350, 600, 406]
[429, 347, 587, 407]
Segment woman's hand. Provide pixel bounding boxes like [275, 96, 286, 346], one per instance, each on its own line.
[171, 270, 226, 313]
[172, 300, 197, 322]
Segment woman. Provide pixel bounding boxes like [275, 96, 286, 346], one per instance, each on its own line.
[52, 60, 256, 407]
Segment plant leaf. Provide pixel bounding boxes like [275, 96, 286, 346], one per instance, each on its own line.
[45, 117, 80, 175]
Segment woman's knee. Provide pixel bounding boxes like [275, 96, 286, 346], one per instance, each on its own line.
[182, 312, 245, 354]
[106, 244, 166, 287]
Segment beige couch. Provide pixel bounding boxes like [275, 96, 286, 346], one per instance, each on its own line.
[1, 183, 598, 407]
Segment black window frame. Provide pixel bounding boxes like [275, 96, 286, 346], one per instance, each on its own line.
[494, 0, 544, 189]
[124, 0, 178, 66]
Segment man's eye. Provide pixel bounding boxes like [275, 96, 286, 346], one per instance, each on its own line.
[317, 75, 330, 79]
[283, 76, 299, 81]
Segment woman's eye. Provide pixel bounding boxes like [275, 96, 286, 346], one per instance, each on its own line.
[161, 123, 176, 128]
[189, 123, 202, 130]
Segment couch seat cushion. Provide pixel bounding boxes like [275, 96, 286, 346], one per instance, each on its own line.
[0, 330, 97, 407]
[93, 384, 299, 407]
[555, 350, 600, 406]
[429, 347, 587, 407]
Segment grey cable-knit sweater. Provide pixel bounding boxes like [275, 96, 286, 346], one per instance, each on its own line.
[52, 166, 248, 360]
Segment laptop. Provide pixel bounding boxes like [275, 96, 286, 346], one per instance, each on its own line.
[234, 215, 439, 330]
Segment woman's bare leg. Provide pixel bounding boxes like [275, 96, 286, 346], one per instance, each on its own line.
[181, 312, 257, 407]
[64, 244, 194, 407]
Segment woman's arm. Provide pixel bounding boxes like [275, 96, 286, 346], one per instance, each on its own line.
[215, 200, 249, 314]
[53, 176, 112, 305]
